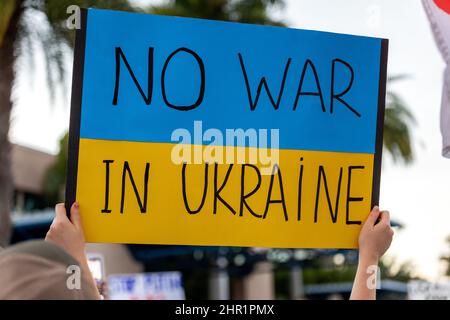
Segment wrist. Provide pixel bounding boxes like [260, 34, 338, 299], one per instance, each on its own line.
[358, 251, 379, 266]
[72, 249, 87, 267]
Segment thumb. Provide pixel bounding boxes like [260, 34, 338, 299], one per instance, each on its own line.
[379, 210, 391, 226]
[54, 203, 69, 222]
[365, 206, 380, 226]
[70, 202, 82, 228]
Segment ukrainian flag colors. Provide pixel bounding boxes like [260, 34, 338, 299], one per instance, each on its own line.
[67, 9, 387, 248]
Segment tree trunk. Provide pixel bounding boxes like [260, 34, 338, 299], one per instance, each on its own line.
[0, 1, 23, 247]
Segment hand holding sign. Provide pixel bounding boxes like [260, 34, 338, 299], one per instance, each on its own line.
[350, 206, 393, 300]
[358, 206, 394, 262]
[46, 203, 86, 264]
[66, 9, 387, 248]
[46, 203, 101, 299]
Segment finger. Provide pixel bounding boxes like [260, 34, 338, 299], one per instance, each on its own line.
[365, 206, 380, 226]
[54, 203, 69, 222]
[70, 202, 82, 228]
[380, 210, 391, 226]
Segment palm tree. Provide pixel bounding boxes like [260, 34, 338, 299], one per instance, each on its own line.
[0, 0, 136, 246]
[384, 75, 416, 164]
[149, 0, 285, 25]
[0, 0, 415, 246]
[441, 236, 450, 277]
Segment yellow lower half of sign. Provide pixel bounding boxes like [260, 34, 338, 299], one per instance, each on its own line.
[76, 138, 375, 248]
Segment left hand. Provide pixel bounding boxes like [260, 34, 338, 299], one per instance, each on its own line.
[45, 202, 86, 264]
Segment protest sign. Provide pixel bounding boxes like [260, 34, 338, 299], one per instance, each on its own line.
[408, 281, 450, 300]
[108, 271, 185, 300]
[66, 8, 387, 248]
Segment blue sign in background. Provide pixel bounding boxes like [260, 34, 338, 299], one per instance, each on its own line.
[80, 9, 383, 154]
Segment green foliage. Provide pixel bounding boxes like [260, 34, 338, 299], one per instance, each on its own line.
[14, 0, 139, 102]
[273, 254, 424, 299]
[0, 0, 18, 47]
[441, 236, 450, 277]
[43, 132, 68, 204]
[43, 0, 136, 44]
[379, 258, 423, 282]
[384, 76, 416, 164]
[149, 0, 285, 25]
[302, 265, 357, 284]
[278, 257, 421, 286]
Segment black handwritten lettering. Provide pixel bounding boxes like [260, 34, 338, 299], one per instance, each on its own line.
[101, 160, 114, 213]
[120, 161, 150, 214]
[182, 163, 209, 214]
[330, 58, 360, 117]
[346, 166, 364, 225]
[314, 165, 343, 223]
[161, 48, 205, 111]
[238, 53, 291, 111]
[239, 164, 263, 218]
[263, 164, 289, 221]
[293, 59, 326, 112]
[113, 47, 154, 105]
[214, 163, 236, 215]
[297, 157, 304, 221]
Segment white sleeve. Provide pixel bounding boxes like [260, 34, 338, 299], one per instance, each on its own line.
[441, 66, 450, 158]
[422, 0, 450, 158]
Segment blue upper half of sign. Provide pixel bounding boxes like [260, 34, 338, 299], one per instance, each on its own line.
[79, 8, 384, 153]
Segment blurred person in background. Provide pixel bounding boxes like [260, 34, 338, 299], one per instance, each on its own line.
[0, 203, 100, 300]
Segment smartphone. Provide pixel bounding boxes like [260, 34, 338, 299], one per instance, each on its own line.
[87, 253, 106, 297]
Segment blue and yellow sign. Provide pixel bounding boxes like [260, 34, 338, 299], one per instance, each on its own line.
[66, 8, 388, 248]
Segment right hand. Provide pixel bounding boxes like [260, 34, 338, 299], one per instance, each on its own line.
[358, 206, 394, 262]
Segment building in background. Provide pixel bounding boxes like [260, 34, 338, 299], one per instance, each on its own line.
[11, 144, 55, 213]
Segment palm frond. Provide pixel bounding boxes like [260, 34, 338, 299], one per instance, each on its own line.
[383, 75, 416, 164]
[149, 0, 285, 25]
[0, 0, 18, 47]
[13, 0, 139, 103]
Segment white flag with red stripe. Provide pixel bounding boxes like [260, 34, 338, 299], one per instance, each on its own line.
[423, 0, 450, 158]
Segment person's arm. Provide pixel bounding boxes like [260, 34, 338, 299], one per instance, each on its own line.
[45, 202, 101, 300]
[350, 206, 394, 300]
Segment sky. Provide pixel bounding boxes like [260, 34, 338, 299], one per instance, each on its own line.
[9, 0, 450, 280]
